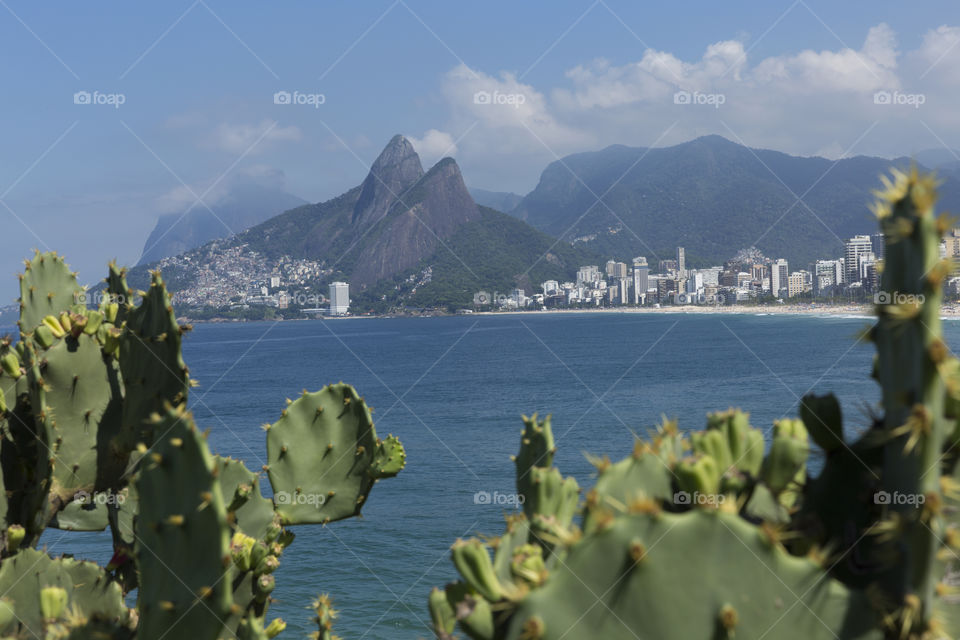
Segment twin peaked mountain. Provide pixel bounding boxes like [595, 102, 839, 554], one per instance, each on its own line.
[161, 136, 586, 303]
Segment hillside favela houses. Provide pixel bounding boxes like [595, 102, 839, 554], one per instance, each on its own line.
[476, 230, 960, 311]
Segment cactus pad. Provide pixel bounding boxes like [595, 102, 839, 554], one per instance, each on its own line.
[266, 383, 404, 524]
[135, 404, 232, 640]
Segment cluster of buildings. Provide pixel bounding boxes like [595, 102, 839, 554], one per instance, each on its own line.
[477, 230, 960, 310]
[157, 242, 333, 311]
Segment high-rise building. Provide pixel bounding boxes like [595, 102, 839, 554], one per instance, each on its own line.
[845, 235, 873, 285]
[870, 232, 885, 261]
[814, 260, 844, 294]
[606, 261, 628, 278]
[329, 282, 349, 316]
[944, 229, 960, 273]
[676, 247, 686, 276]
[686, 272, 703, 293]
[617, 277, 630, 304]
[632, 257, 649, 304]
[542, 280, 560, 296]
[786, 273, 801, 298]
[770, 259, 789, 298]
[577, 266, 600, 286]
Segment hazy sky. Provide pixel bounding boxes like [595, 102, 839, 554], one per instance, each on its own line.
[2, 0, 959, 301]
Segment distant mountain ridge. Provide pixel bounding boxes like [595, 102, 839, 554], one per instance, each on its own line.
[513, 135, 960, 268]
[138, 183, 306, 265]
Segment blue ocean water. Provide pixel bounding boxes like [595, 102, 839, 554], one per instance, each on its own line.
[27, 312, 960, 639]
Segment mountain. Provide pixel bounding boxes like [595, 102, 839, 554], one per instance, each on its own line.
[137, 135, 596, 310]
[239, 135, 482, 287]
[469, 188, 523, 213]
[138, 183, 306, 265]
[513, 135, 960, 268]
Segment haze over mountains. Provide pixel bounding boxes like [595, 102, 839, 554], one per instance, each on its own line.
[138, 183, 306, 265]
[130, 133, 960, 310]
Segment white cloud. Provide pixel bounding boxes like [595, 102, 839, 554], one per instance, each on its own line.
[428, 23, 960, 192]
[407, 129, 457, 167]
[207, 120, 302, 154]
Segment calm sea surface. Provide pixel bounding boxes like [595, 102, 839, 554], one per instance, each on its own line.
[27, 312, 960, 639]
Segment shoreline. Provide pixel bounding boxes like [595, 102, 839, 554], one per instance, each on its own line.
[177, 302, 960, 323]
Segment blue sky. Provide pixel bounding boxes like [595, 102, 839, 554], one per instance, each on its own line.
[2, 0, 959, 300]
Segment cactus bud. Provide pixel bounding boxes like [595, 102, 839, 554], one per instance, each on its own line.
[250, 540, 268, 570]
[762, 436, 808, 494]
[264, 618, 286, 639]
[675, 455, 721, 499]
[83, 310, 103, 335]
[104, 302, 119, 323]
[34, 324, 55, 348]
[42, 315, 65, 338]
[39, 586, 68, 620]
[451, 539, 506, 602]
[254, 574, 275, 598]
[230, 532, 256, 572]
[57, 312, 72, 333]
[0, 352, 21, 379]
[5, 525, 24, 553]
[256, 555, 280, 575]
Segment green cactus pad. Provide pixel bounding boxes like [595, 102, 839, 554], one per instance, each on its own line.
[215, 456, 279, 542]
[266, 384, 401, 524]
[135, 404, 233, 640]
[514, 414, 555, 501]
[371, 433, 406, 479]
[119, 272, 189, 452]
[104, 262, 134, 326]
[28, 333, 124, 502]
[506, 510, 881, 640]
[0, 548, 129, 638]
[17, 252, 83, 337]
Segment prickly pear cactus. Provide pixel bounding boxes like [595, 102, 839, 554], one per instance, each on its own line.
[0, 252, 406, 640]
[432, 169, 960, 640]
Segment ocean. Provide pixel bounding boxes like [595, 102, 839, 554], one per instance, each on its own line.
[26, 312, 960, 638]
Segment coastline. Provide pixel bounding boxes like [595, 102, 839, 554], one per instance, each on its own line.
[155, 302, 960, 324]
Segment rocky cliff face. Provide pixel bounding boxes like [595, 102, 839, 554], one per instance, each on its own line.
[351, 135, 425, 228]
[351, 156, 479, 286]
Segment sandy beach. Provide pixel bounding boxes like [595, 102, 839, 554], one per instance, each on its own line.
[470, 303, 960, 319]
